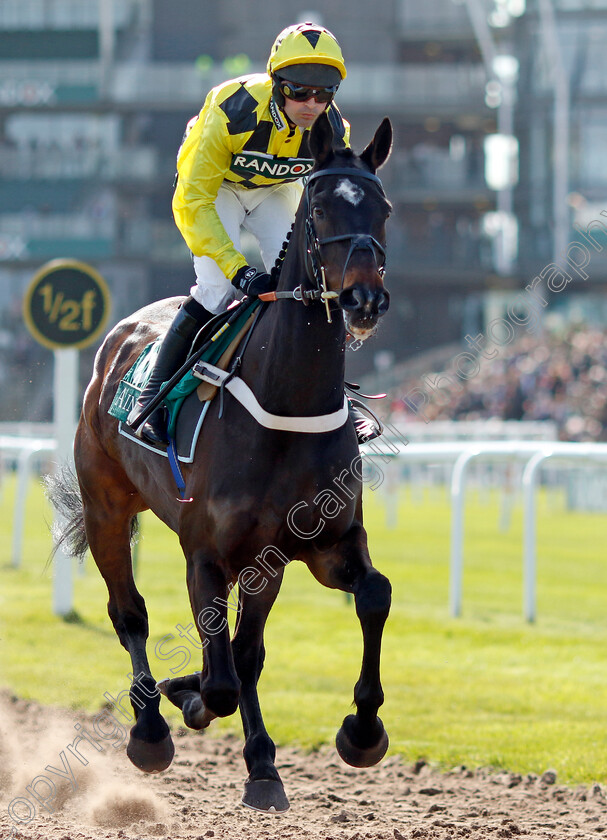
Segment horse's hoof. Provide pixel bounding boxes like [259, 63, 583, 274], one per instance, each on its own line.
[126, 730, 175, 773]
[241, 779, 290, 813]
[185, 698, 216, 730]
[157, 676, 215, 730]
[336, 714, 389, 768]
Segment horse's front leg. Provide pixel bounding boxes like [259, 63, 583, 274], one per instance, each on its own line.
[307, 522, 391, 767]
[231, 570, 289, 812]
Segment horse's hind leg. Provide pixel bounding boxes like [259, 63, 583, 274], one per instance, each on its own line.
[76, 435, 174, 773]
[308, 522, 391, 768]
[231, 571, 289, 812]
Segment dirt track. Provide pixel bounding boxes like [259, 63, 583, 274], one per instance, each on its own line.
[1, 691, 606, 840]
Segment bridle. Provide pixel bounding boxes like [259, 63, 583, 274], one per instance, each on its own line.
[261, 166, 388, 323]
[304, 167, 387, 321]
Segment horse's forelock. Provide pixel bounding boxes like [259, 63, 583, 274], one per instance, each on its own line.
[318, 148, 383, 179]
[312, 147, 354, 174]
[328, 149, 355, 169]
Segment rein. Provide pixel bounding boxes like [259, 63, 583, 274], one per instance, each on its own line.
[260, 166, 387, 323]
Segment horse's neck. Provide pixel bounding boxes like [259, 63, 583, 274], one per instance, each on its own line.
[248, 246, 346, 416]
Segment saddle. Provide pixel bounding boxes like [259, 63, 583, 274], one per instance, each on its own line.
[109, 295, 354, 465]
[109, 299, 261, 458]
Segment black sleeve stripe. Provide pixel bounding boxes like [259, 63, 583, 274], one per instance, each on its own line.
[243, 120, 274, 152]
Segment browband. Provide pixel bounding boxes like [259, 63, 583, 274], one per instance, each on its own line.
[306, 167, 383, 187]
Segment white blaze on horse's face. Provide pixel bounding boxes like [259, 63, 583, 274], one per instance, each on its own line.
[334, 179, 364, 207]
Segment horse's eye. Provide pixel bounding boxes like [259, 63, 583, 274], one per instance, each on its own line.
[313, 206, 325, 220]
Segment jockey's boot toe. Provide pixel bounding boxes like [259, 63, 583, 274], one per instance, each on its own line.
[354, 418, 381, 445]
[139, 407, 169, 446]
[348, 401, 383, 445]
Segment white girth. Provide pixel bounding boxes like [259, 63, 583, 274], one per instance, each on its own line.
[193, 362, 349, 433]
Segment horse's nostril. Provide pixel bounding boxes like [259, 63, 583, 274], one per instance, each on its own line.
[339, 288, 365, 312]
[340, 286, 390, 316]
[378, 290, 390, 315]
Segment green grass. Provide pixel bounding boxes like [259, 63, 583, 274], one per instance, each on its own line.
[1, 474, 607, 783]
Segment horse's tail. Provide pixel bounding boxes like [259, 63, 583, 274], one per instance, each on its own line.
[43, 463, 89, 561]
[43, 463, 139, 563]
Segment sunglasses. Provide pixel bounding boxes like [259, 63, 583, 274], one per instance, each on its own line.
[279, 79, 339, 103]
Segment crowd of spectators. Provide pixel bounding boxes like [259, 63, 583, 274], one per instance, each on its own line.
[387, 323, 607, 442]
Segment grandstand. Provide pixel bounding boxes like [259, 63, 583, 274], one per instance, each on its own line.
[1, 1, 607, 424]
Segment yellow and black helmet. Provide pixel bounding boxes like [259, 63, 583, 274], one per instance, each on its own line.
[267, 22, 347, 86]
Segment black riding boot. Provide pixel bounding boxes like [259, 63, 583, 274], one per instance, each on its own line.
[130, 298, 213, 446]
[348, 398, 383, 445]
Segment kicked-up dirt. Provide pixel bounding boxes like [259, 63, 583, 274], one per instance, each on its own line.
[1, 691, 606, 840]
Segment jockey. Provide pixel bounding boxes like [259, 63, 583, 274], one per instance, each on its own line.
[131, 22, 379, 447]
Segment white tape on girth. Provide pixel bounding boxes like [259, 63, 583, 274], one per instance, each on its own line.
[193, 363, 349, 433]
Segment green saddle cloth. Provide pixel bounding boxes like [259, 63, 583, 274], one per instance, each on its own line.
[109, 299, 260, 437]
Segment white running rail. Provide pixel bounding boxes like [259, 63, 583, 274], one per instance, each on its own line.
[0, 435, 57, 568]
[4, 434, 607, 623]
[365, 439, 607, 622]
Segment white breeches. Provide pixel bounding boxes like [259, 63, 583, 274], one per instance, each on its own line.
[190, 180, 302, 313]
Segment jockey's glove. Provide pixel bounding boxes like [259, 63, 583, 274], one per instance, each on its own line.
[232, 265, 278, 298]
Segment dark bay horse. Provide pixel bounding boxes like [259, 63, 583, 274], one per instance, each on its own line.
[52, 112, 393, 813]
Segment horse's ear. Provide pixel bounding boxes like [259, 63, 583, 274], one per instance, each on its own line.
[310, 111, 335, 167]
[360, 117, 393, 172]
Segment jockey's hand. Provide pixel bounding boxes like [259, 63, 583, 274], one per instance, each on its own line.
[232, 265, 278, 298]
